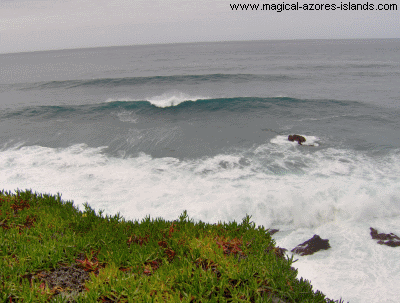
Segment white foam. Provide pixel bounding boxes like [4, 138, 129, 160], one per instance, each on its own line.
[274, 218, 400, 303]
[1, 143, 400, 302]
[146, 92, 209, 108]
[105, 92, 209, 108]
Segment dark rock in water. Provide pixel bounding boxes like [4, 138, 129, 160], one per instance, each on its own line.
[267, 228, 280, 236]
[370, 227, 400, 247]
[291, 235, 331, 256]
[288, 134, 306, 145]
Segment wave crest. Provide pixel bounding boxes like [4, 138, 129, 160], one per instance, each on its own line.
[105, 92, 209, 108]
[146, 92, 209, 108]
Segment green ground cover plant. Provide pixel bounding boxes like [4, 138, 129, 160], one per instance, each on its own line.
[0, 189, 346, 302]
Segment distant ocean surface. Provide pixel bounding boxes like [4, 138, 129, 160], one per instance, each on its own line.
[1, 39, 400, 302]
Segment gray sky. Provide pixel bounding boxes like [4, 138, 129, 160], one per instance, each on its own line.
[1, 0, 399, 54]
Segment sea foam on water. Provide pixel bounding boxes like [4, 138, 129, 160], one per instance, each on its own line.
[1, 137, 400, 302]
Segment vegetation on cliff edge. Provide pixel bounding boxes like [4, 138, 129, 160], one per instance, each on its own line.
[0, 189, 346, 302]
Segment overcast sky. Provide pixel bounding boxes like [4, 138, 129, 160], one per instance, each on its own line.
[1, 0, 399, 54]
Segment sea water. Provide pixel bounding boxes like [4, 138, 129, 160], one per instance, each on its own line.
[1, 39, 400, 302]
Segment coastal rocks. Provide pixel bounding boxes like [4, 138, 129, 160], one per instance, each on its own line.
[266, 230, 331, 257]
[267, 228, 280, 236]
[291, 235, 331, 256]
[266, 227, 400, 262]
[370, 227, 400, 247]
[288, 134, 306, 145]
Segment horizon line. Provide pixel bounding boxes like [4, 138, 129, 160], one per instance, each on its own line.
[1, 37, 399, 56]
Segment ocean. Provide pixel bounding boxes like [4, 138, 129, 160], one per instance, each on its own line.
[1, 39, 400, 302]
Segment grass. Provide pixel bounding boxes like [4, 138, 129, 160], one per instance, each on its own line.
[0, 189, 346, 302]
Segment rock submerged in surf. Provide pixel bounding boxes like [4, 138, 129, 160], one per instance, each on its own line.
[288, 134, 306, 145]
[291, 235, 331, 256]
[267, 228, 280, 236]
[370, 227, 400, 247]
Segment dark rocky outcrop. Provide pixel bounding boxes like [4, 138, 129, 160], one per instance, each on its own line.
[267, 229, 280, 236]
[370, 227, 400, 247]
[291, 235, 331, 256]
[288, 134, 306, 145]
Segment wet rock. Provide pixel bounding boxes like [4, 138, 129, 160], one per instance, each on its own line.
[291, 235, 331, 256]
[288, 134, 306, 145]
[267, 229, 280, 236]
[370, 227, 400, 247]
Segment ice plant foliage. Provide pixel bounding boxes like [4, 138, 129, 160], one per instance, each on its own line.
[0, 189, 347, 302]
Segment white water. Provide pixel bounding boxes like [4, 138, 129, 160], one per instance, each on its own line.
[146, 92, 209, 107]
[105, 91, 210, 108]
[1, 138, 400, 302]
